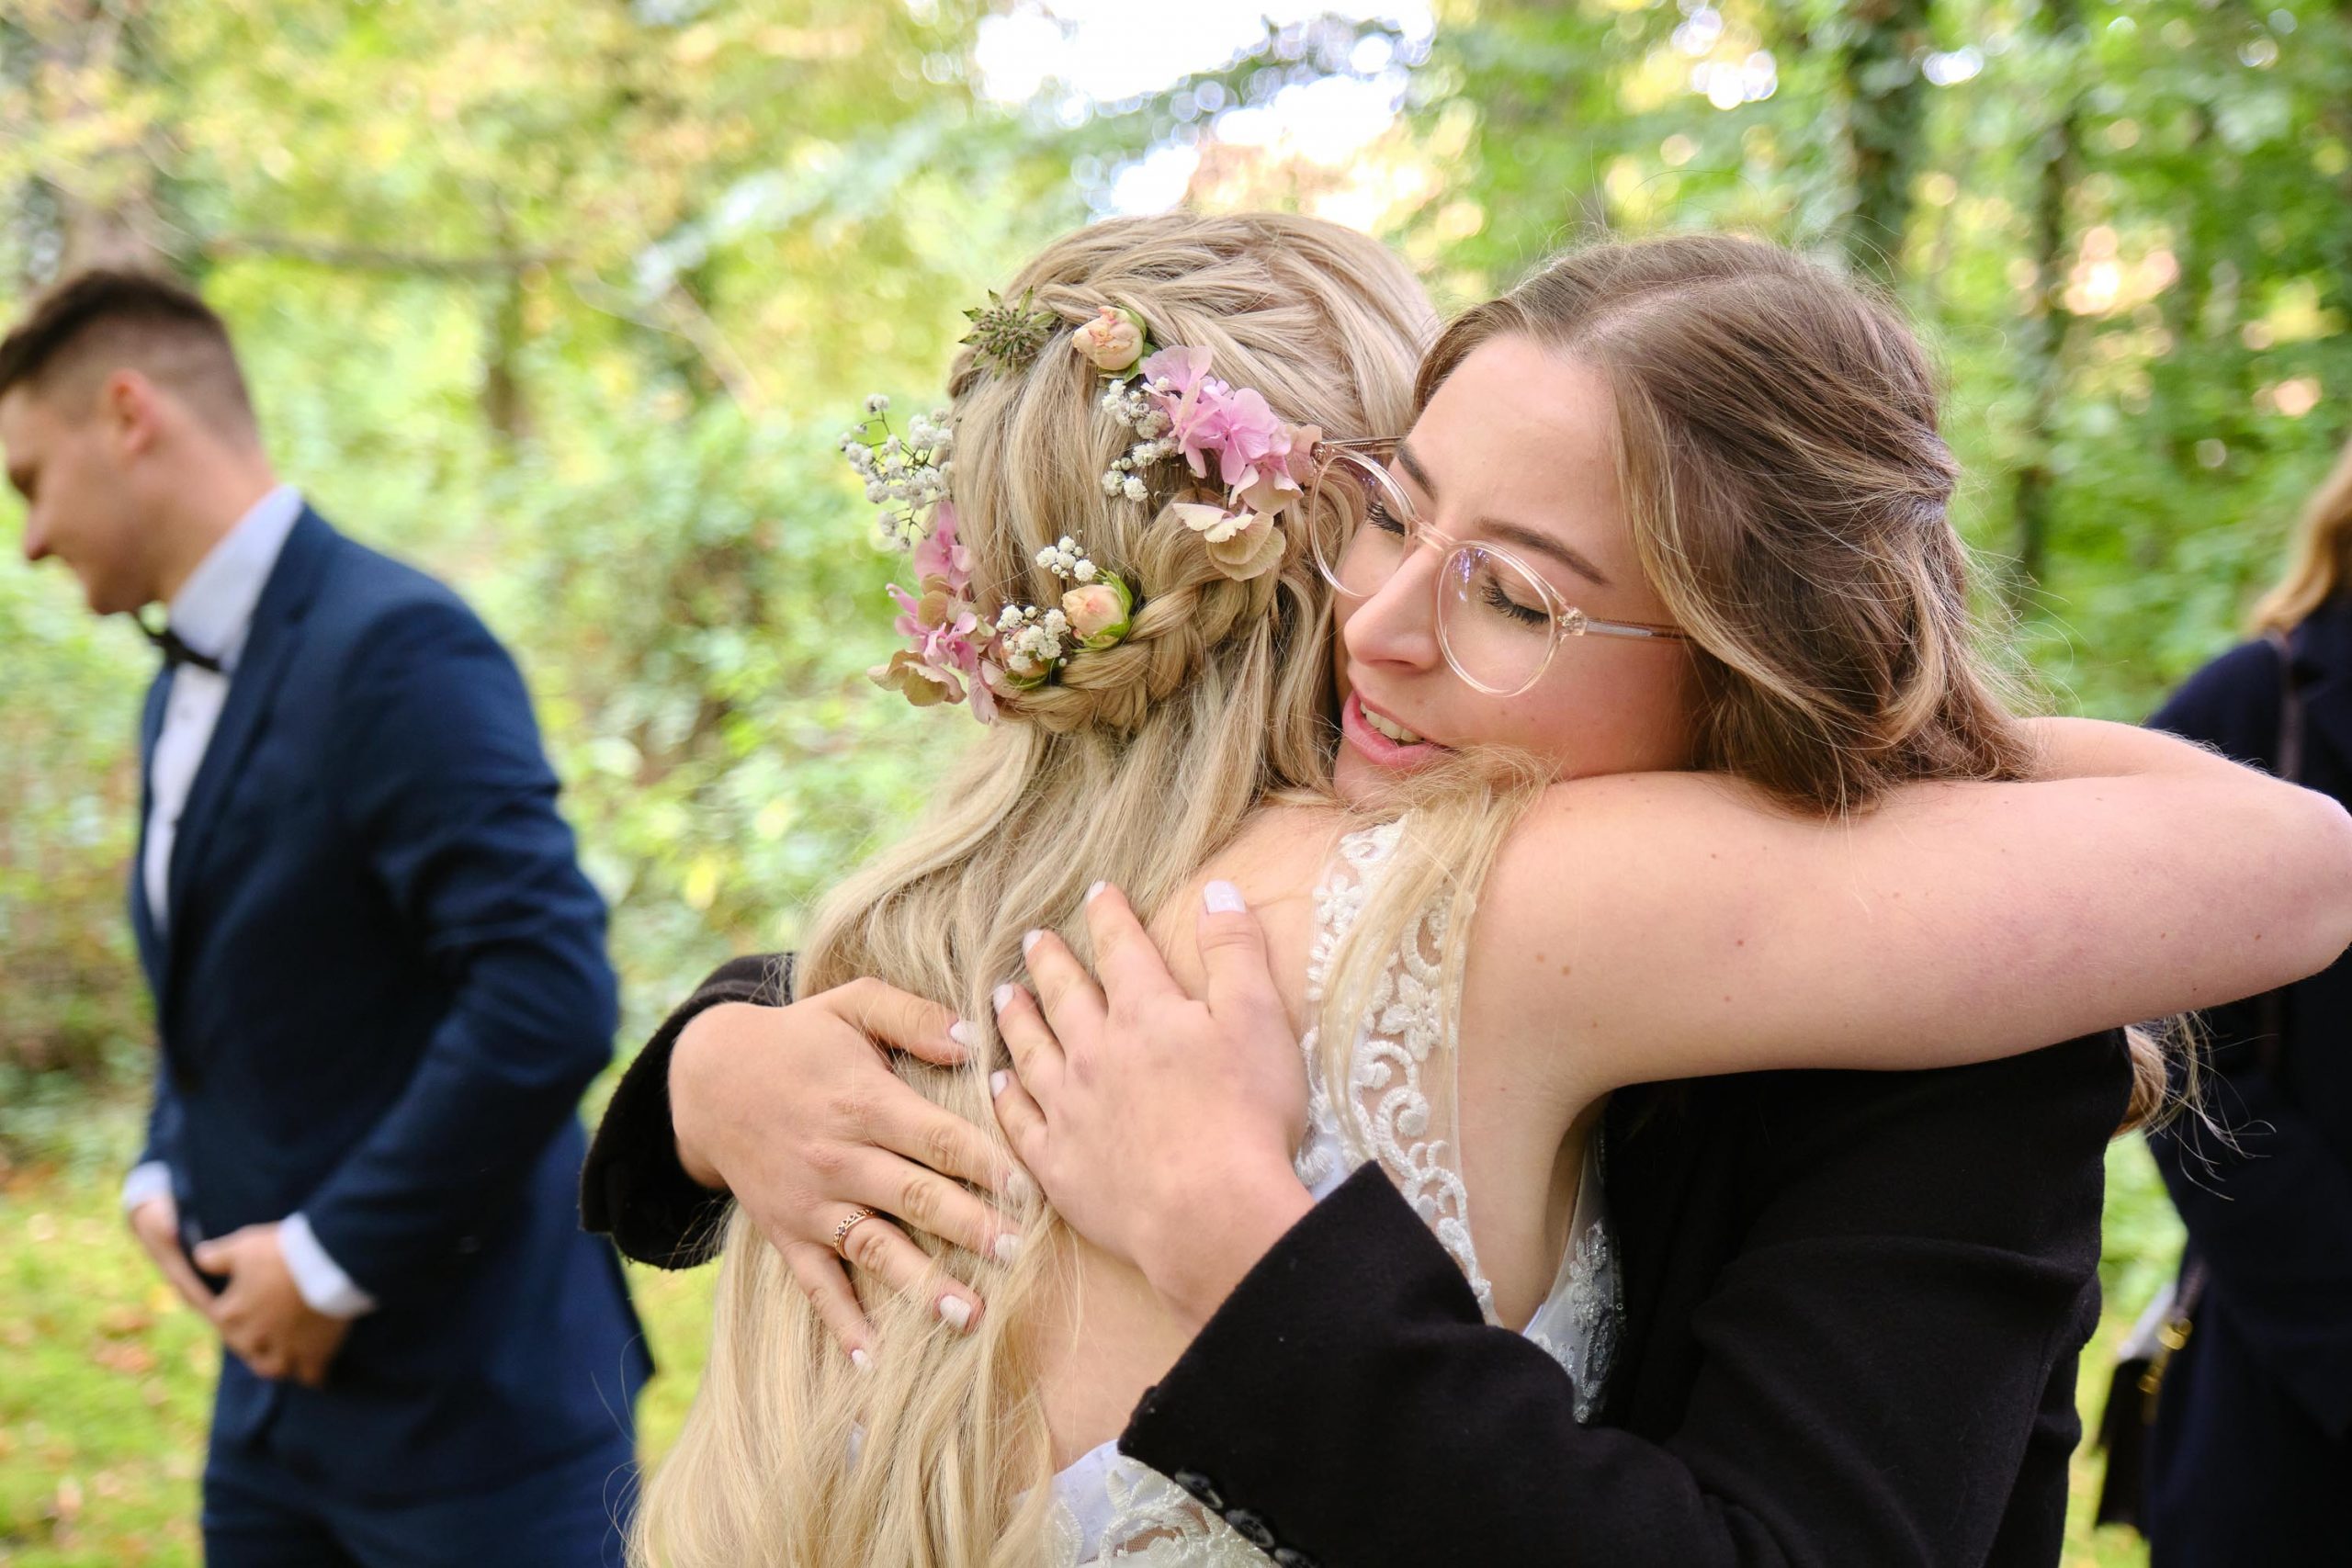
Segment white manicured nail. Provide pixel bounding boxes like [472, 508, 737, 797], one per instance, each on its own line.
[989, 1069, 1009, 1099]
[939, 1295, 973, 1331]
[992, 983, 1015, 1013]
[850, 1348, 872, 1372]
[1204, 879, 1246, 915]
[1022, 929, 1043, 957]
[948, 1020, 978, 1050]
[1085, 879, 1108, 903]
[1005, 1169, 1036, 1207]
[993, 1234, 1021, 1265]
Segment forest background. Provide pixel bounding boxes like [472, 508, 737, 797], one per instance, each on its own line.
[2, 1, 2344, 1563]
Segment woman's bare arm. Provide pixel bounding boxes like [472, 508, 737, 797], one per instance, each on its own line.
[1468, 716, 2352, 1100]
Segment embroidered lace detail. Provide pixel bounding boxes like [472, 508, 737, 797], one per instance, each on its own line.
[1302, 825, 1498, 1321]
[1045, 1447, 1277, 1566]
[1043, 819, 1623, 1562]
[1291, 821, 1398, 1195]
[1521, 1139, 1624, 1426]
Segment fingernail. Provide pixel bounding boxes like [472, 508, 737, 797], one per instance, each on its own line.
[1006, 1169, 1036, 1207]
[1021, 929, 1043, 957]
[993, 1234, 1021, 1265]
[1204, 879, 1246, 915]
[1085, 879, 1107, 904]
[992, 982, 1015, 1014]
[948, 1020, 978, 1050]
[850, 1348, 872, 1372]
[939, 1294, 974, 1331]
[989, 1069, 1009, 1098]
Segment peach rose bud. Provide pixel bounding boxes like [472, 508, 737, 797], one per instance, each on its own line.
[1073, 305, 1148, 376]
[1062, 575, 1133, 647]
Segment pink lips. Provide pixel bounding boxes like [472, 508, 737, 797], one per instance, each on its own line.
[1341, 690, 1450, 773]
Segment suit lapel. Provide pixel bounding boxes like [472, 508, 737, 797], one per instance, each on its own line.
[130, 667, 171, 994]
[161, 508, 335, 991]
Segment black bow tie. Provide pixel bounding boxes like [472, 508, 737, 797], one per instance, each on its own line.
[141, 615, 224, 674]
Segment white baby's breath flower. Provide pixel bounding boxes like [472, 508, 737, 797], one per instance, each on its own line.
[865, 394, 890, 413]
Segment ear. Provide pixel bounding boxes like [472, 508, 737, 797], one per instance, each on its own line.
[102, 369, 163, 457]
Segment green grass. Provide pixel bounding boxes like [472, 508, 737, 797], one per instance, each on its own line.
[0, 1109, 2178, 1566]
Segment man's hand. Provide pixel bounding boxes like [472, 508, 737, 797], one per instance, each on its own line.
[126, 1191, 218, 1318]
[991, 881, 1314, 1329]
[669, 981, 1017, 1358]
[192, 1224, 351, 1387]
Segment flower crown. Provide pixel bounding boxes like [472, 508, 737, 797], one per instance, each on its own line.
[844, 303, 1321, 724]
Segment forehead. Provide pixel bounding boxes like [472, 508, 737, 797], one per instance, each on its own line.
[1405, 335, 1630, 560]
[1414, 336, 1619, 489]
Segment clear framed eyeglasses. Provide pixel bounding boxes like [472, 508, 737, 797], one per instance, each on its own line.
[1304, 439, 1690, 696]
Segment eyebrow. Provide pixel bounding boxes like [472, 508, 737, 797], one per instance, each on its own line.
[1394, 443, 1614, 590]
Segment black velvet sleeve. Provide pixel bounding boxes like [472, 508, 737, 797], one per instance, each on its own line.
[580, 952, 792, 1269]
[1119, 1036, 2131, 1567]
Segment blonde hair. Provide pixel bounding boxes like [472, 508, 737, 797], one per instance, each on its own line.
[634, 211, 1439, 1568]
[2252, 433, 2352, 636]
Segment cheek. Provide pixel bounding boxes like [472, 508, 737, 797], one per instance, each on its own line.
[1486, 658, 1695, 778]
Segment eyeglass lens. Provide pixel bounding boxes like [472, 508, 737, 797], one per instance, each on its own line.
[1308, 451, 1558, 695]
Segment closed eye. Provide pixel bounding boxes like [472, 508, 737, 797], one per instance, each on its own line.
[1478, 575, 1550, 626]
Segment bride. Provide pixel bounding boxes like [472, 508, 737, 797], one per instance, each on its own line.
[630, 215, 2352, 1566]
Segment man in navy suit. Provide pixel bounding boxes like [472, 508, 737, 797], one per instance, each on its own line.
[1, 271, 648, 1565]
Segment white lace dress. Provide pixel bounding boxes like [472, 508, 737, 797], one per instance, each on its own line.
[1043, 822, 1623, 1565]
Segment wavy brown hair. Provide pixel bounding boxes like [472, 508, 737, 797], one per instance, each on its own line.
[1418, 233, 2166, 1121]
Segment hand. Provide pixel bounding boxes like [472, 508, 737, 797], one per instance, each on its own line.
[192, 1224, 351, 1387]
[127, 1191, 218, 1318]
[991, 881, 1315, 1329]
[669, 980, 1018, 1359]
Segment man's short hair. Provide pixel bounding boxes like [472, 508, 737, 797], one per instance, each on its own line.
[0, 269, 255, 435]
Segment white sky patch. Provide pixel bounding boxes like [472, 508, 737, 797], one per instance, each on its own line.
[974, 0, 1434, 214]
[1110, 142, 1204, 212]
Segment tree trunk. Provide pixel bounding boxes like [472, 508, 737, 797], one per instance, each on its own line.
[1838, 0, 1932, 287]
[2007, 0, 2084, 604]
[16, 0, 169, 280]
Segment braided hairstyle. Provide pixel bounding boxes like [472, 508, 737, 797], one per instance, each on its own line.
[942, 213, 1427, 738]
[637, 212, 1437, 1568]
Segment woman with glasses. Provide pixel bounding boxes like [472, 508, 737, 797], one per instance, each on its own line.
[603, 225, 2352, 1566]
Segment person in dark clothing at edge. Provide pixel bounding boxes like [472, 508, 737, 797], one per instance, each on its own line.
[584, 235, 2352, 1567]
[2137, 434, 2352, 1567]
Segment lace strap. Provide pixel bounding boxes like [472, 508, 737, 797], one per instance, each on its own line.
[1295, 820, 1497, 1322]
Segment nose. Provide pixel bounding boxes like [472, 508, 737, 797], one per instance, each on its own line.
[20, 513, 48, 564]
[1339, 541, 1444, 674]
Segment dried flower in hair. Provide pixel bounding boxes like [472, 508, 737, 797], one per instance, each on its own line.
[961, 288, 1057, 376]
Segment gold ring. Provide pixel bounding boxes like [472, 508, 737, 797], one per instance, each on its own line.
[831, 1206, 878, 1258]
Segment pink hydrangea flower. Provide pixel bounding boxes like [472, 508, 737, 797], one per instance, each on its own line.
[910, 502, 972, 592]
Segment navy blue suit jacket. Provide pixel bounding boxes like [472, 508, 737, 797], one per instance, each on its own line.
[2145, 600, 2352, 1561]
[131, 506, 648, 1498]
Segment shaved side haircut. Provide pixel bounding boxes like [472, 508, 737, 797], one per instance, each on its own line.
[0, 269, 257, 440]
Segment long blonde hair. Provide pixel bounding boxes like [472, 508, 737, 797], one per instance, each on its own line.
[634, 212, 1438, 1568]
[2252, 432, 2352, 636]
